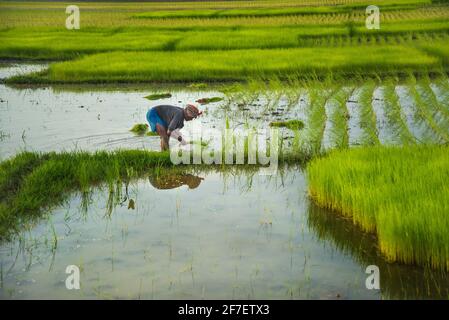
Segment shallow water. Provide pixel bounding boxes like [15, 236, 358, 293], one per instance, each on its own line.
[1, 63, 449, 300]
[1, 167, 448, 299]
[2, 64, 443, 161]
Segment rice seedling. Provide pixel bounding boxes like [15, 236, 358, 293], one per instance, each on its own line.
[144, 93, 172, 100]
[307, 145, 449, 271]
[195, 97, 223, 105]
[284, 75, 305, 111]
[11, 44, 439, 84]
[406, 75, 449, 144]
[432, 74, 449, 114]
[0, 141, 314, 241]
[307, 201, 449, 299]
[130, 123, 149, 135]
[326, 86, 353, 149]
[381, 80, 416, 145]
[418, 75, 449, 124]
[301, 82, 335, 156]
[2, 1, 449, 83]
[0, 150, 172, 240]
[357, 80, 381, 146]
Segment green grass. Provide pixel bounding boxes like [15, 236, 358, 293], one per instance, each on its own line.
[130, 123, 149, 135]
[301, 84, 334, 155]
[407, 76, 449, 143]
[1, 1, 449, 82]
[382, 80, 416, 145]
[144, 93, 172, 100]
[418, 37, 449, 65]
[0, 150, 172, 240]
[196, 97, 224, 104]
[327, 86, 353, 149]
[3, 23, 449, 60]
[307, 145, 449, 270]
[0, 144, 313, 240]
[357, 80, 381, 146]
[9, 45, 440, 83]
[133, 0, 430, 19]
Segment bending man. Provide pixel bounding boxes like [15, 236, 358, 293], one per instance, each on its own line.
[146, 104, 202, 151]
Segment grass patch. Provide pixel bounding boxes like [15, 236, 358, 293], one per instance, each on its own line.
[0, 144, 312, 240]
[0, 150, 172, 240]
[307, 145, 449, 270]
[130, 123, 149, 135]
[144, 93, 172, 100]
[10, 45, 441, 83]
[196, 97, 224, 104]
[133, 0, 430, 19]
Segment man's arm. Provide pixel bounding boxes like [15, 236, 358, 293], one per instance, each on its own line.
[167, 112, 184, 134]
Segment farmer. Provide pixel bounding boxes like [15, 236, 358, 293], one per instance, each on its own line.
[146, 104, 202, 151]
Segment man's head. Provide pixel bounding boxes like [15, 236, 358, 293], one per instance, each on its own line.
[184, 104, 202, 121]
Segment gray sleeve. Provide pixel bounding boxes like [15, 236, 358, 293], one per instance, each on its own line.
[168, 111, 184, 132]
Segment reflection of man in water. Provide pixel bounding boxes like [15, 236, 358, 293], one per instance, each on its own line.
[148, 173, 203, 190]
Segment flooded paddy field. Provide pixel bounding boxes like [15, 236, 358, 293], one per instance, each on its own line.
[2, 66, 449, 160]
[1, 167, 449, 299]
[1, 63, 449, 299]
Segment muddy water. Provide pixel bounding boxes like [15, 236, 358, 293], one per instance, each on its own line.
[1, 64, 449, 299]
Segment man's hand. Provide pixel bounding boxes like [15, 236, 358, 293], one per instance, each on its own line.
[178, 135, 188, 146]
[170, 129, 187, 145]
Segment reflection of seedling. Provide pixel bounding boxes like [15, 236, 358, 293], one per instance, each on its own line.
[270, 120, 304, 130]
[146, 131, 158, 136]
[144, 93, 172, 100]
[130, 123, 149, 135]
